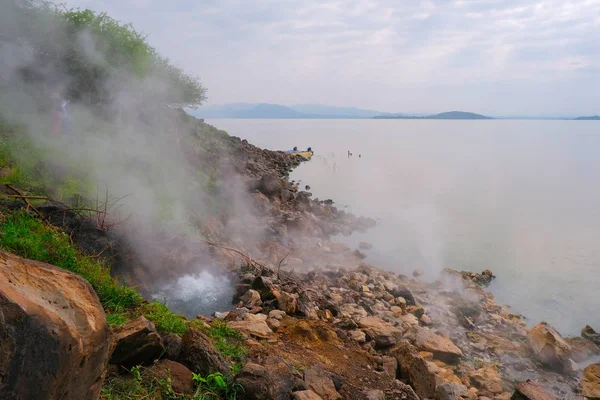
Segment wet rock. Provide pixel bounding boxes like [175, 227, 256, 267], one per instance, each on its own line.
[414, 327, 463, 364]
[581, 362, 600, 400]
[528, 322, 574, 374]
[241, 289, 262, 308]
[178, 329, 231, 376]
[0, 249, 109, 400]
[110, 316, 164, 367]
[161, 333, 183, 360]
[304, 367, 342, 400]
[293, 390, 324, 400]
[358, 316, 404, 347]
[469, 365, 503, 395]
[229, 319, 274, 339]
[510, 380, 557, 400]
[582, 325, 600, 347]
[148, 359, 194, 395]
[392, 342, 437, 399]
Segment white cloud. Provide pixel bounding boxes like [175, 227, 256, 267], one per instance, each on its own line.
[62, 0, 600, 115]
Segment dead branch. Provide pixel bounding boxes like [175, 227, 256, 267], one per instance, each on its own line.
[276, 251, 292, 280]
[201, 239, 267, 274]
[5, 184, 46, 220]
[90, 242, 114, 259]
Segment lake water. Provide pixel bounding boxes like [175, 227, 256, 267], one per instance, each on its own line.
[208, 119, 600, 336]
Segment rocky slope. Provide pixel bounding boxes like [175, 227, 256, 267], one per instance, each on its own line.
[1, 116, 600, 400]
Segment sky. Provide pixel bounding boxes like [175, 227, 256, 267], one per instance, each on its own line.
[63, 0, 600, 116]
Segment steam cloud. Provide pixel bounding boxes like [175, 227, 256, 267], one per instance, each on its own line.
[0, 1, 263, 312]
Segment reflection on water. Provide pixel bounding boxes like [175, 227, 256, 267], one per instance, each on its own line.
[209, 118, 600, 336]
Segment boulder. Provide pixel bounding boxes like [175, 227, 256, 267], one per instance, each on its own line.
[348, 330, 367, 343]
[358, 316, 404, 347]
[293, 390, 324, 400]
[581, 362, 600, 400]
[259, 171, 284, 197]
[0, 249, 110, 400]
[241, 289, 262, 308]
[386, 380, 420, 400]
[229, 319, 274, 339]
[392, 342, 437, 399]
[148, 359, 194, 395]
[510, 380, 557, 400]
[178, 329, 231, 376]
[273, 290, 298, 314]
[415, 328, 463, 364]
[527, 322, 574, 373]
[582, 325, 600, 347]
[469, 365, 503, 395]
[110, 316, 164, 367]
[236, 359, 295, 400]
[304, 367, 342, 400]
[269, 310, 287, 320]
[436, 382, 468, 400]
[161, 333, 183, 360]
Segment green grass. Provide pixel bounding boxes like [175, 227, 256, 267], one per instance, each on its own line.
[101, 367, 242, 400]
[0, 210, 187, 335]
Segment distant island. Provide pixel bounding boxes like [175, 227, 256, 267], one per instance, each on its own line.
[574, 115, 600, 120]
[374, 111, 493, 120]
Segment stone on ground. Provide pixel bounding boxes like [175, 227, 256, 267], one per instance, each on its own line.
[510, 380, 557, 400]
[527, 322, 573, 372]
[293, 390, 324, 400]
[358, 316, 404, 347]
[414, 327, 463, 364]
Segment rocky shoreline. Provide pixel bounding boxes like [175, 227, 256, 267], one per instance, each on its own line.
[1, 118, 600, 399]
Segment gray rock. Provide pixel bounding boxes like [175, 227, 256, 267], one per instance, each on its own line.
[436, 382, 467, 400]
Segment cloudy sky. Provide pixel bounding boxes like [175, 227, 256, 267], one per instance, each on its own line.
[64, 0, 600, 116]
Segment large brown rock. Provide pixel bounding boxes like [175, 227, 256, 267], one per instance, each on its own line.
[511, 380, 557, 400]
[235, 358, 295, 400]
[229, 319, 274, 339]
[469, 365, 503, 395]
[392, 342, 437, 399]
[148, 359, 194, 395]
[273, 289, 298, 314]
[415, 327, 463, 364]
[110, 316, 164, 367]
[293, 390, 324, 400]
[304, 367, 342, 400]
[178, 329, 231, 376]
[358, 316, 404, 347]
[581, 362, 600, 400]
[527, 322, 574, 372]
[0, 249, 110, 400]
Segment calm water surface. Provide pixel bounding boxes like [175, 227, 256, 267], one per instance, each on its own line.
[208, 119, 600, 336]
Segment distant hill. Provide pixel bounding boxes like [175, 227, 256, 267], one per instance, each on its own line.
[290, 104, 397, 118]
[574, 115, 600, 120]
[374, 111, 493, 120]
[192, 103, 395, 119]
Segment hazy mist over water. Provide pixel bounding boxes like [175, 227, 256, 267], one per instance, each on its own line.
[208, 118, 600, 336]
